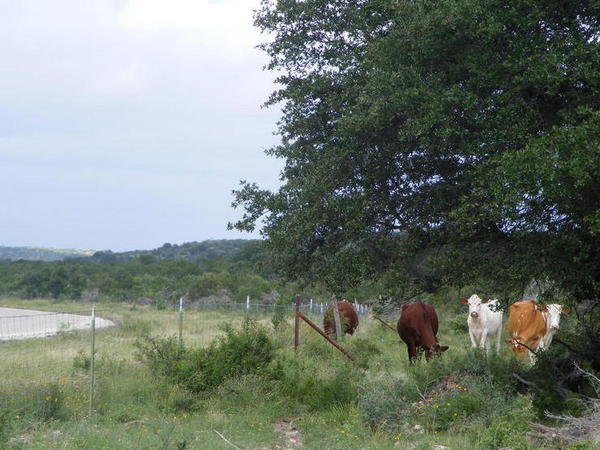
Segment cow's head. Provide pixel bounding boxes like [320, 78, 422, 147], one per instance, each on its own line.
[424, 344, 449, 360]
[506, 336, 528, 359]
[460, 294, 490, 319]
[540, 304, 570, 332]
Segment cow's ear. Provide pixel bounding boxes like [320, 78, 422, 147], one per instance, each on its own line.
[439, 346, 449, 352]
[459, 297, 468, 304]
[562, 306, 571, 314]
[481, 298, 490, 304]
[536, 304, 548, 311]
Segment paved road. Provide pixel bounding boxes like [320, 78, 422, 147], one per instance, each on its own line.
[0, 307, 114, 340]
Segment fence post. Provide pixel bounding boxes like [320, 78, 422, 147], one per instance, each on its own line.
[310, 298, 313, 313]
[294, 295, 301, 352]
[331, 296, 342, 341]
[88, 305, 96, 416]
[178, 297, 184, 345]
[246, 295, 250, 311]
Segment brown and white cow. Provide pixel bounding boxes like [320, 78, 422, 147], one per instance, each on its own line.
[397, 302, 449, 363]
[323, 301, 359, 338]
[507, 300, 570, 361]
[507, 301, 545, 361]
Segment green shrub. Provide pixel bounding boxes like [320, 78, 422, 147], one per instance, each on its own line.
[422, 390, 486, 431]
[271, 303, 287, 330]
[524, 344, 590, 417]
[277, 356, 363, 410]
[73, 349, 91, 371]
[6, 382, 70, 423]
[445, 314, 469, 333]
[135, 318, 276, 393]
[469, 394, 534, 450]
[358, 376, 415, 432]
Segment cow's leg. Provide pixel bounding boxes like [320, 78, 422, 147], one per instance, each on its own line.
[405, 339, 417, 364]
[469, 328, 478, 348]
[495, 329, 502, 354]
[480, 330, 489, 353]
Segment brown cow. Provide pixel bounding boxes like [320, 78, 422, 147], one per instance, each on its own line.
[397, 303, 449, 363]
[507, 300, 546, 361]
[323, 301, 359, 338]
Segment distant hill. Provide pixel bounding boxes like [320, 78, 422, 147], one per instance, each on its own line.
[0, 246, 95, 262]
[0, 240, 262, 263]
[90, 239, 261, 263]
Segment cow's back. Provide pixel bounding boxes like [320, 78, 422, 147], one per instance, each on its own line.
[397, 302, 437, 343]
[508, 301, 537, 337]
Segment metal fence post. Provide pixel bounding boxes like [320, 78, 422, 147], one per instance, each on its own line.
[178, 297, 184, 345]
[246, 295, 250, 311]
[294, 295, 301, 352]
[89, 305, 96, 416]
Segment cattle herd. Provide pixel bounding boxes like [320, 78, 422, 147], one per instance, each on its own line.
[323, 296, 570, 363]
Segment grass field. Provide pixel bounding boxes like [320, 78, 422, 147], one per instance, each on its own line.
[0, 297, 595, 449]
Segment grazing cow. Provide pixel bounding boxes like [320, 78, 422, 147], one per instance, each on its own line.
[323, 301, 359, 338]
[507, 300, 570, 361]
[507, 300, 546, 361]
[459, 294, 503, 353]
[397, 302, 449, 363]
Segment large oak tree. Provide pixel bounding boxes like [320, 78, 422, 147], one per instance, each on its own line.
[231, 0, 600, 361]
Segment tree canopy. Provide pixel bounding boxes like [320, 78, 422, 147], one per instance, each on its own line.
[232, 0, 600, 309]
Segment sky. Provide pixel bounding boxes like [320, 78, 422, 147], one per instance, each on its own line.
[0, 0, 283, 251]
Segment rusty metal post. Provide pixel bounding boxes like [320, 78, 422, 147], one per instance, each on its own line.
[294, 295, 301, 352]
[297, 311, 355, 361]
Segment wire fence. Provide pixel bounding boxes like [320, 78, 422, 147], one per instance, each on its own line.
[0, 298, 371, 416]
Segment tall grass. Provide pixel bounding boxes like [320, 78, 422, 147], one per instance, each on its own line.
[0, 297, 596, 449]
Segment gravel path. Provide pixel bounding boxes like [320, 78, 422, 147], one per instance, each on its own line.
[0, 307, 114, 340]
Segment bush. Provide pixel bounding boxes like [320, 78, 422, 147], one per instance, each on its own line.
[277, 356, 363, 410]
[524, 344, 590, 417]
[445, 314, 469, 333]
[469, 394, 535, 450]
[73, 349, 91, 371]
[135, 318, 276, 393]
[422, 390, 487, 431]
[358, 376, 415, 432]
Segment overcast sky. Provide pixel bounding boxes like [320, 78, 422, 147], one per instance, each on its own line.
[0, 0, 282, 251]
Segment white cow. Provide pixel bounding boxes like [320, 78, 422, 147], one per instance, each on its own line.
[460, 294, 503, 353]
[538, 303, 570, 350]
